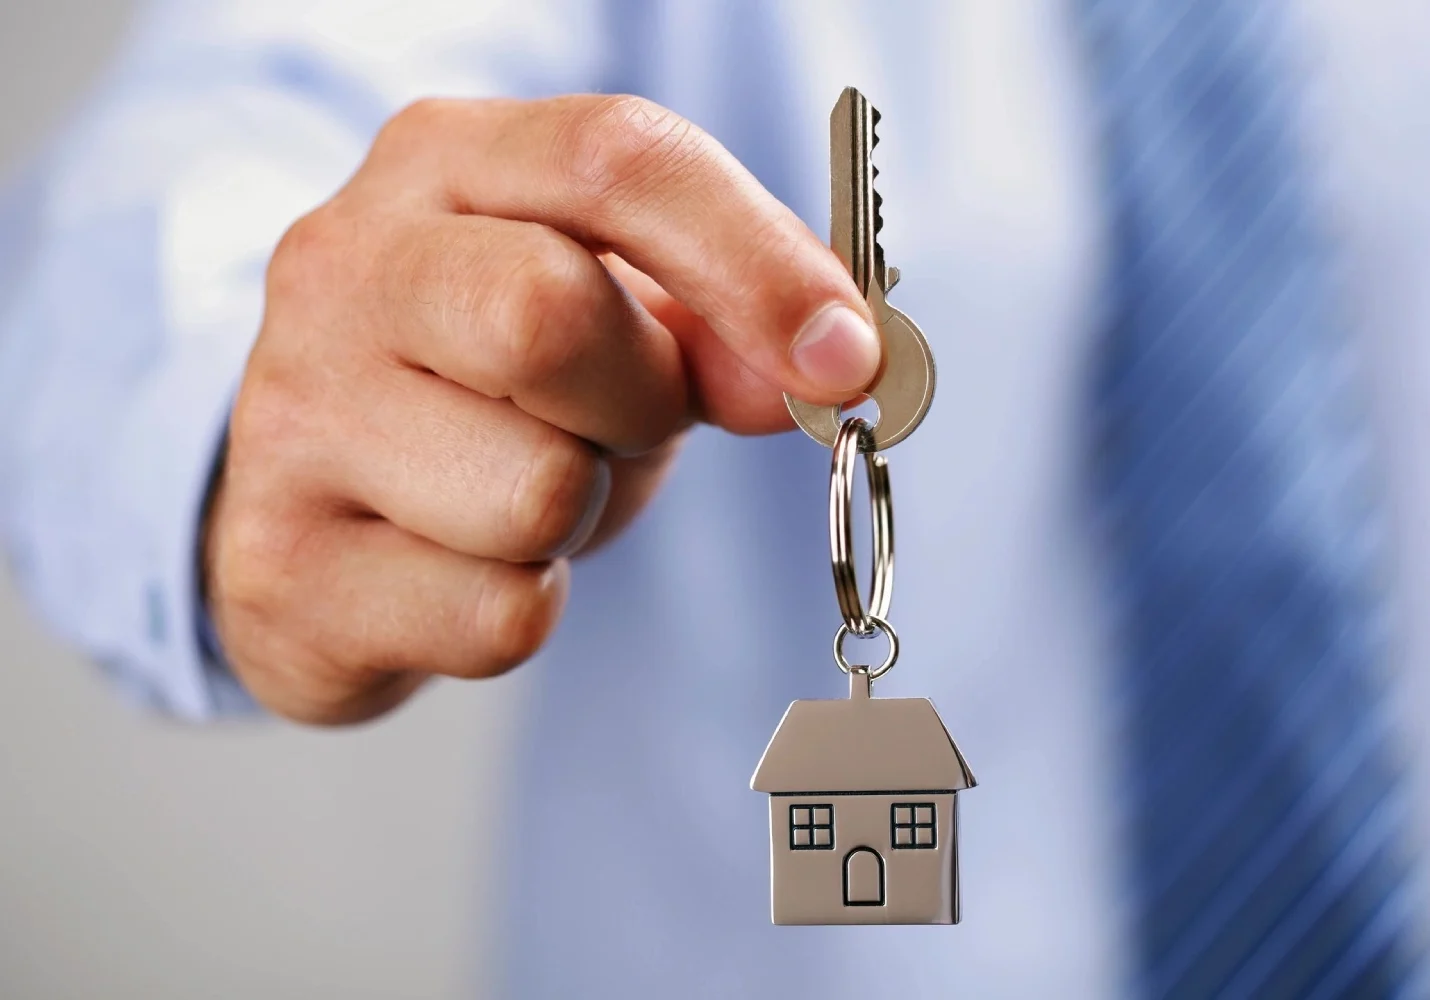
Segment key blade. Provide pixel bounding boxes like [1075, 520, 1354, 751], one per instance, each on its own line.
[830, 86, 875, 297]
[869, 104, 891, 292]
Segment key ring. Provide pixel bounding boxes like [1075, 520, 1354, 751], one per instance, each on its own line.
[830, 416, 894, 636]
[833, 613, 899, 678]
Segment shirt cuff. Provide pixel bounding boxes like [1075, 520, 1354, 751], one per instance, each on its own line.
[110, 337, 260, 719]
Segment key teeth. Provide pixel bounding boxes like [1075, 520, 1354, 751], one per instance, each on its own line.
[869, 103, 889, 288]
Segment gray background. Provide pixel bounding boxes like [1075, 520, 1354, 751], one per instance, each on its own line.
[0, 3, 516, 997]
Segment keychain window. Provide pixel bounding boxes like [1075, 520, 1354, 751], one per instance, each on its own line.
[789, 805, 835, 850]
[891, 803, 937, 849]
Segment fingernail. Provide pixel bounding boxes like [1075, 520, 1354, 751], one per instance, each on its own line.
[789, 305, 881, 395]
[552, 457, 611, 559]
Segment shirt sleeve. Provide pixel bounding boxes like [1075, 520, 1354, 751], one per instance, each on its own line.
[0, 0, 613, 719]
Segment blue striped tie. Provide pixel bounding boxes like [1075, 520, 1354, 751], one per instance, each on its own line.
[1079, 1, 1423, 997]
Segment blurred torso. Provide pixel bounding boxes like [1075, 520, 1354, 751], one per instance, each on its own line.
[504, 2, 1430, 997]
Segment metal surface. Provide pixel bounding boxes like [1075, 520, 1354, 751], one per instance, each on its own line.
[757, 88, 973, 928]
[829, 417, 894, 635]
[786, 86, 937, 451]
[750, 667, 976, 924]
[828, 86, 880, 298]
[832, 614, 899, 679]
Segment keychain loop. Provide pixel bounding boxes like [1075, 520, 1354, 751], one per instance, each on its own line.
[833, 613, 900, 678]
[830, 416, 894, 636]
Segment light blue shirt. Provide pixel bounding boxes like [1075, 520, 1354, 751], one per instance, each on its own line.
[4, 2, 1429, 997]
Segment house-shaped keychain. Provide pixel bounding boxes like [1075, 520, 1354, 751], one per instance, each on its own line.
[750, 667, 976, 924]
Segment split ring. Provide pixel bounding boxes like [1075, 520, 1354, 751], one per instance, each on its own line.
[833, 614, 900, 679]
[829, 416, 893, 636]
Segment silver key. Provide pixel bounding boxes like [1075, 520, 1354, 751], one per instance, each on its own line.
[786, 87, 936, 452]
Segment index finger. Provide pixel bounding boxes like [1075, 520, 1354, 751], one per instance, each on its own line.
[358, 95, 882, 405]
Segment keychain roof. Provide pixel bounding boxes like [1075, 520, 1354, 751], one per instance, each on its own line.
[751, 669, 977, 794]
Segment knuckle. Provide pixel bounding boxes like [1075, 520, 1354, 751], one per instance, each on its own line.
[217, 390, 327, 618]
[509, 437, 604, 557]
[563, 94, 706, 206]
[490, 233, 592, 389]
[375, 98, 455, 155]
[212, 503, 296, 618]
[267, 208, 345, 303]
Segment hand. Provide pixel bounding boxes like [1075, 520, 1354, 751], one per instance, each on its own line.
[206, 96, 881, 724]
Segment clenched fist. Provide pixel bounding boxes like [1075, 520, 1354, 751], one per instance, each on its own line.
[206, 96, 881, 724]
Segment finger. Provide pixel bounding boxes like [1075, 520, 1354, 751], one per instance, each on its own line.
[580, 435, 685, 555]
[361, 96, 882, 404]
[603, 253, 795, 435]
[386, 214, 688, 455]
[301, 519, 569, 681]
[326, 369, 611, 562]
